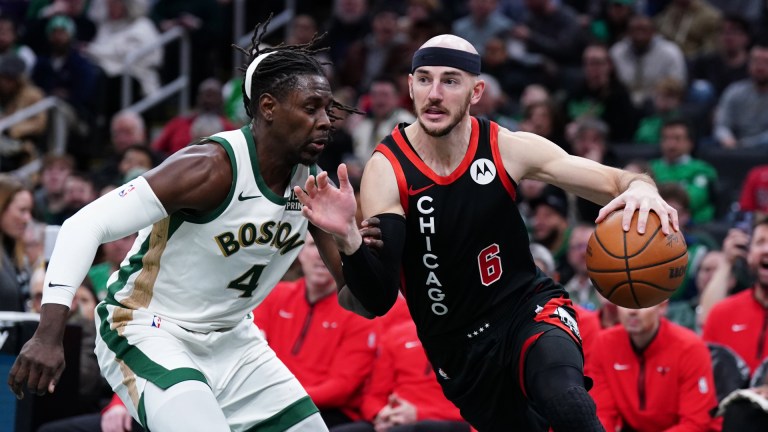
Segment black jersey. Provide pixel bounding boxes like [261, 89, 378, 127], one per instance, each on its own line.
[375, 117, 540, 338]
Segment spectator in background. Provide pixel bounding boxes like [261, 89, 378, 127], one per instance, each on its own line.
[519, 100, 565, 148]
[633, 77, 685, 145]
[654, 0, 721, 58]
[0, 175, 33, 312]
[33, 153, 75, 224]
[23, 0, 97, 54]
[151, 0, 221, 99]
[568, 118, 617, 222]
[702, 217, 768, 373]
[689, 15, 751, 100]
[481, 35, 554, 102]
[332, 310, 470, 432]
[0, 16, 36, 74]
[706, 0, 763, 28]
[32, 16, 97, 140]
[253, 233, 379, 428]
[93, 110, 148, 188]
[351, 75, 414, 163]
[563, 223, 601, 311]
[530, 185, 574, 284]
[563, 43, 637, 143]
[86, 0, 161, 114]
[610, 14, 686, 108]
[151, 78, 234, 158]
[0, 53, 47, 171]
[340, 6, 407, 92]
[740, 165, 768, 216]
[452, 0, 512, 56]
[117, 144, 155, 183]
[470, 73, 516, 131]
[589, 301, 721, 432]
[694, 250, 736, 329]
[589, 0, 636, 47]
[714, 42, 768, 148]
[322, 0, 371, 66]
[510, 0, 588, 72]
[52, 171, 97, 224]
[650, 119, 718, 224]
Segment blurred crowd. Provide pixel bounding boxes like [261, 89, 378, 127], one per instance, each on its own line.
[2, 0, 768, 431]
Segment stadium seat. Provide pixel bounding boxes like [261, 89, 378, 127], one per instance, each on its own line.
[707, 342, 751, 402]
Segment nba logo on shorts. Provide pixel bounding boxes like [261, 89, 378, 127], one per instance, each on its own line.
[152, 316, 162, 328]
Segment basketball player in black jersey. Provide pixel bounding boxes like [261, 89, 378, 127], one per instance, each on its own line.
[296, 35, 679, 431]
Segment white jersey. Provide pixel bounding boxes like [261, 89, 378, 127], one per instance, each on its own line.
[104, 127, 315, 331]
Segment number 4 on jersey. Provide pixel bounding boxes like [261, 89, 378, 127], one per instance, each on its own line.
[228, 264, 266, 297]
[478, 244, 502, 286]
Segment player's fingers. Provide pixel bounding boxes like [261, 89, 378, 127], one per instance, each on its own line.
[293, 186, 310, 206]
[621, 200, 637, 232]
[659, 205, 677, 235]
[337, 164, 351, 192]
[361, 227, 382, 240]
[636, 199, 651, 234]
[305, 175, 318, 197]
[364, 216, 380, 228]
[316, 171, 329, 190]
[301, 207, 314, 221]
[596, 198, 624, 223]
[8, 358, 27, 399]
[27, 365, 43, 396]
[124, 411, 133, 431]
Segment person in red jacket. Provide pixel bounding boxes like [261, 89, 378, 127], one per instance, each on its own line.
[703, 217, 768, 373]
[252, 232, 379, 428]
[332, 305, 470, 432]
[739, 165, 768, 215]
[589, 301, 721, 432]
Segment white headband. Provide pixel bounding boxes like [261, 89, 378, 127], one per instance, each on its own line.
[244, 51, 277, 99]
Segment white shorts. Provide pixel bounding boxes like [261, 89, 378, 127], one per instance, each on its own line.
[94, 302, 316, 431]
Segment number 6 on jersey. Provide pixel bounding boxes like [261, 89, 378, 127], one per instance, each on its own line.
[478, 244, 502, 286]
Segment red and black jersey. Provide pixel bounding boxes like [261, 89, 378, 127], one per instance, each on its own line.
[375, 117, 540, 339]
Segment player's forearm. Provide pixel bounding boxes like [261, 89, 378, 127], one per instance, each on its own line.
[34, 304, 70, 343]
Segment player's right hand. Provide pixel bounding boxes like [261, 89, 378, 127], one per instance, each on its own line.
[360, 216, 383, 253]
[7, 336, 65, 399]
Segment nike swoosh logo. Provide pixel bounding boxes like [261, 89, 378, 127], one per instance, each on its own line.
[732, 324, 748, 332]
[404, 341, 420, 349]
[278, 310, 293, 319]
[238, 192, 261, 201]
[613, 363, 630, 371]
[48, 282, 71, 288]
[407, 184, 435, 196]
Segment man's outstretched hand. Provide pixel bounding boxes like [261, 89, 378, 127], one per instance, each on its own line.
[294, 164, 361, 254]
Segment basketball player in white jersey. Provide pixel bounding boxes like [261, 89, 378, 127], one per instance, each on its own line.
[8, 20, 374, 432]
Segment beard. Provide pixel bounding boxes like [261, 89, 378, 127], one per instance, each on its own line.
[416, 91, 472, 137]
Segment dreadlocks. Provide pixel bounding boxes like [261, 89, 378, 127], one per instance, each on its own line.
[233, 14, 362, 122]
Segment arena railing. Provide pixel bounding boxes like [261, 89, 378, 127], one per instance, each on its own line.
[121, 25, 191, 115]
[232, 0, 296, 77]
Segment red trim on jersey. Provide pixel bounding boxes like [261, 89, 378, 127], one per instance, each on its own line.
[518, 332, 545, 399]
[375, 144, 410, 215]
[489, 122, 516, 200]
[391, 117, 480, 185]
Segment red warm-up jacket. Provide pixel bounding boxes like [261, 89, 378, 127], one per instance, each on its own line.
[702, 287, 768, 373]
[253, 279, 379, 420]
[361, 317, 464, 422]
[589, 319, 721, 432]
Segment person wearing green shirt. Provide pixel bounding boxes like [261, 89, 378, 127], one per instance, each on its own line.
[650, 119, 718, 223]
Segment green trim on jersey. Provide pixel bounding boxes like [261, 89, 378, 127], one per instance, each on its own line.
[180, 136, 238, 224]
[245, 396, 318, 432]
[241, 126, 298, 205]
[310, 164, 319, 177]
[138, 393, 147, 428]
[96, 303, 208, 388]
[105, 236, 151, 306]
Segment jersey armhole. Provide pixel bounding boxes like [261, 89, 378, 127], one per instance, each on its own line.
[490, 122, 517, 201]
[374, 144, 409, 215]
[176, 136, 238, 224]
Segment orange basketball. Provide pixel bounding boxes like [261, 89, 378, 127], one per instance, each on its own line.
[586, 211, 688, 309]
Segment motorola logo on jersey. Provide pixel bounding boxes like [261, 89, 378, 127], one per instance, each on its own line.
[470, 158, 496, 185]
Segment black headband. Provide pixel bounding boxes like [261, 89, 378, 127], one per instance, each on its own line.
[411, 47, 481, 75]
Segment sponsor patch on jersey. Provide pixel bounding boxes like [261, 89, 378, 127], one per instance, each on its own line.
[285, 190, 303, 211]
[118, 184, 136, 197]
[470, 158, 496, 185]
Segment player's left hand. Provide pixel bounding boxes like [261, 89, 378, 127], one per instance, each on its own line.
[360, 216, 383, 253]
[596, 180, 679, 235]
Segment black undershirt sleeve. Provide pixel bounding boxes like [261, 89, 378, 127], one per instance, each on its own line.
[340, 213, 406, 316]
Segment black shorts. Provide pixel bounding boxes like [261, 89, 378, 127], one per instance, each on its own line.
[418, 279, 585, 432]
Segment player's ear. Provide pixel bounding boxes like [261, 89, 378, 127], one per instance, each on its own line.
[407, 74, 414, 100]
[258, 93, 278, 123]
[471, 77, 485, 104]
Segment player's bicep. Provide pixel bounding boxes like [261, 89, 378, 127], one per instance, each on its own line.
[144, 143, 232, 214]
[360, 153, 404, 219]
